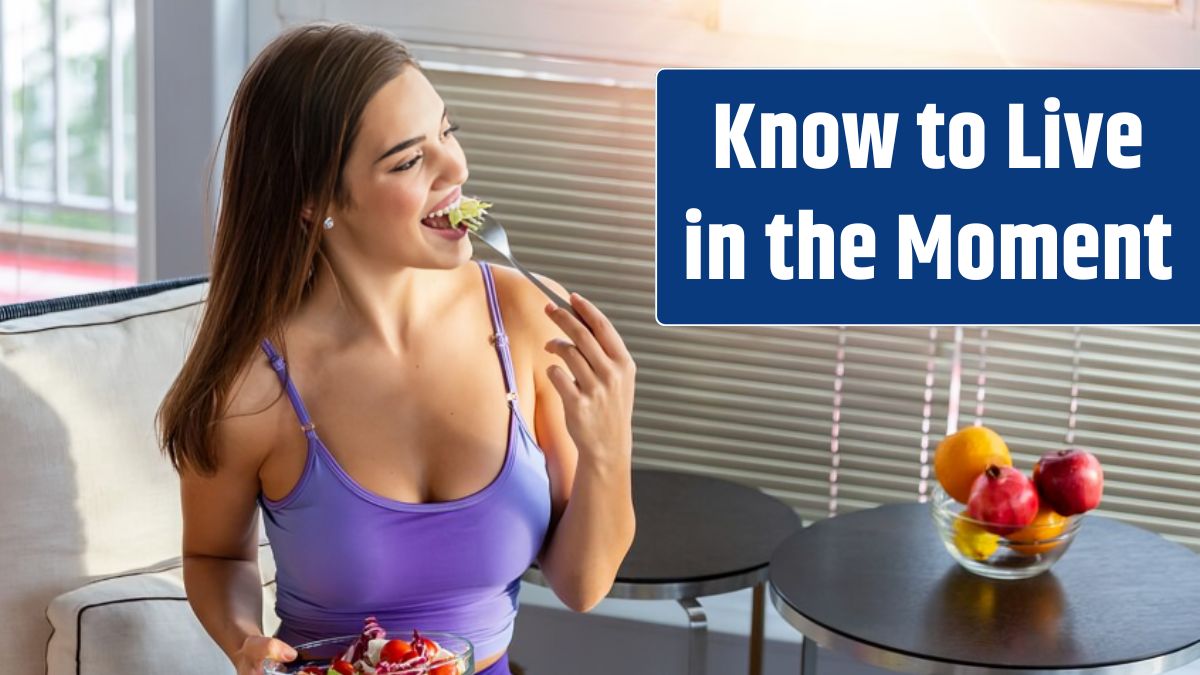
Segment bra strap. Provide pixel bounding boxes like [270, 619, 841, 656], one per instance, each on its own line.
[259, 338, 319, 437]
[478, 263, 520, 405]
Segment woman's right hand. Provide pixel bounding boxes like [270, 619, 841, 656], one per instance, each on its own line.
[235, 635, 298, 675]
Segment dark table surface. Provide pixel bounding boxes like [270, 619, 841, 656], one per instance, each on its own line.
[614, 468, 802, 585]
[770, 503, 1200, 672]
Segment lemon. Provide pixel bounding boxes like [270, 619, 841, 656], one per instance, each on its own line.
[953, 517, 999, 561]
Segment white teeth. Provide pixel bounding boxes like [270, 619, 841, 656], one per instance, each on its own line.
[424, 196, 462, 221]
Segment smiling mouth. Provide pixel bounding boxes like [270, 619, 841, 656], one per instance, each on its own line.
[421, 196, 464, 230]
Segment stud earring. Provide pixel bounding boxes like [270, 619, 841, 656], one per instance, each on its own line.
[323, 217, 335, 230]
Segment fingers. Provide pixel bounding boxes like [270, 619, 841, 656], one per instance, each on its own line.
[545, 363, 581, 403]
[565, 294, 635, 365]
[544, 303, 609, 374]
[267, 639, 299, 663]
[240, 636, 297, 675]
[545, 337, 597, 392]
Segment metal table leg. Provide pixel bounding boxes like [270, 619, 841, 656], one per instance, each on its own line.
[750, 583, 765, 675]
[679, 597, 708, 675]
[800, 635, 818, 675]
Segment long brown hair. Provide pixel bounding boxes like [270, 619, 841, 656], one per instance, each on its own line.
[157, 23, 416, 474]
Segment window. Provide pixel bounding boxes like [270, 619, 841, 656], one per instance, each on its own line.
[0, 0, 137, 304]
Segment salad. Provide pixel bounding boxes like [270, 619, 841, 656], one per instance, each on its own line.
[294, 617, 464, 675]
[422, 196, 493, 232]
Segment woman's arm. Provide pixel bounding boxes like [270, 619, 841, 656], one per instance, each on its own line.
[180, 374, 297, 674]
[510, 271, 637, 612]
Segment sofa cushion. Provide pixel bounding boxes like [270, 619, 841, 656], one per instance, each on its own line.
[46, 545, 281, 675]
[0, 282, 211, 675]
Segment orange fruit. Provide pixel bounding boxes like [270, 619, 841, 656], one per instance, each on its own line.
[934, 426, 1012, 503]
[1008, 505, 1068, 555]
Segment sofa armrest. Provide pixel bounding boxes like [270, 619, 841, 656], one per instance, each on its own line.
[46, 545, 279, 675]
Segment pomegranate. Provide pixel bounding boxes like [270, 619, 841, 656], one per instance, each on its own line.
[967, 465, 1040, 535]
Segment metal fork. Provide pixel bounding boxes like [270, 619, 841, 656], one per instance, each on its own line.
[465, 211, 582, 320]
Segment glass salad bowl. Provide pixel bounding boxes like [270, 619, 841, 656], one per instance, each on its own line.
[264, 631, 474, 675]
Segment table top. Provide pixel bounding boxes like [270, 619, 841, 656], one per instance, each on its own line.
[769, 503, 1200, 675]
[526, 468, 801, 599]
[619, 468, 801, 583]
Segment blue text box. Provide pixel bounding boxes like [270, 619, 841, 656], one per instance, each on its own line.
[655, 69, 1200, 325]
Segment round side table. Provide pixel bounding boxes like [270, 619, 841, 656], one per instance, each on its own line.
[525, 468, 801, 675]
[769, 503, 1200, 675]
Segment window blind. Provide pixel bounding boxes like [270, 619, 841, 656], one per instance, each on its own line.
[960, 327, 1200, 549]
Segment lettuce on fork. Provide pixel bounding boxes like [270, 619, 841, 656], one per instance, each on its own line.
[448, 197, 492, 231]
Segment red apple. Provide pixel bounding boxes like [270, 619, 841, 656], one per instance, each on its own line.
[967, 465, 1040, 535]
[1034, 448, 1103, 516]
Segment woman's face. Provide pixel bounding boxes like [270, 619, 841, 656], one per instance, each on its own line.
[330, 66, 471, 270]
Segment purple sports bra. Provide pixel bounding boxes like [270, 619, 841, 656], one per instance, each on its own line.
[257, 262, 552, 661]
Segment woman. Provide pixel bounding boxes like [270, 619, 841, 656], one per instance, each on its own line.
[157, 23, 636, 675]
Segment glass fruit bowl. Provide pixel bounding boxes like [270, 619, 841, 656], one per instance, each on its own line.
[930, 483, 1083, 580]
[264, 631, 474, 675]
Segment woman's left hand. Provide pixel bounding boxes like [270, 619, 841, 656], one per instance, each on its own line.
[543, 293, 636, 463]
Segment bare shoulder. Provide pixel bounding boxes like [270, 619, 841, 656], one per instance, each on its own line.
[209, 347, 294, 474]
[485, 263, 569, 345]
[180, 347, 289, 560]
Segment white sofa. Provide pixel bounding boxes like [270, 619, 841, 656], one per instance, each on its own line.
[0, 279, 279, 675]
